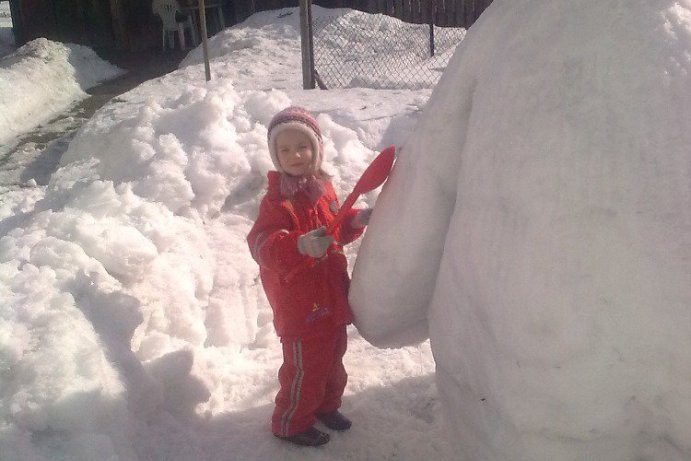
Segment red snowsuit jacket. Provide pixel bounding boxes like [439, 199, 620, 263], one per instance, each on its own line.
[247, 172, 364, 339]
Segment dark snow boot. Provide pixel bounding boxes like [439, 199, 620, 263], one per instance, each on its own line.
[275, 427, 330, 446]
[317, 411, 352, 431]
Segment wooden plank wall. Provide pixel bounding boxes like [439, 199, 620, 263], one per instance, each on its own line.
[350, 0, 492, 26]
[234, 0, 492, 27]
[11, 0, 119, 48]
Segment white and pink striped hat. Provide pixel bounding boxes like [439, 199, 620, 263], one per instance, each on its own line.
[267, 106, 323, 173]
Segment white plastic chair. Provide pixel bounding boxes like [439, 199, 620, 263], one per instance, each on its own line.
[152, 0, 198, 50]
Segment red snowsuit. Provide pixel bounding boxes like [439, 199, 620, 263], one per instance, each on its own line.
[247, 172, 364, 436]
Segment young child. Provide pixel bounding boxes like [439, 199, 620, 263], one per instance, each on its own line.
[247, 106, 372, 446]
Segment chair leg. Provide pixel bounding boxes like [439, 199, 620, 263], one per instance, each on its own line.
[187, 17, 198, 47]
[177, 23, 186, 50]
[216, 6, 224, 30]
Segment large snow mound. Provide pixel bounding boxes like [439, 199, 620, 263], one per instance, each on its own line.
[350, 0, 691, 459]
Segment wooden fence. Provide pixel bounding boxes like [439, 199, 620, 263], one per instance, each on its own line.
[9, 0, 489, 51]
[233, 0, 492, 28]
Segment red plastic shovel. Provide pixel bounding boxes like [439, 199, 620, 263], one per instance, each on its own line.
[327, 145, 396, 234]
[284, 145, 396, 281]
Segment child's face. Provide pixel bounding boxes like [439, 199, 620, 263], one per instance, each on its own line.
[275, 129, 314, 177]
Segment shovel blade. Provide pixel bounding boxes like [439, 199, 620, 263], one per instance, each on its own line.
[327, 145, 396, 234]
[353, 145, 396, 195]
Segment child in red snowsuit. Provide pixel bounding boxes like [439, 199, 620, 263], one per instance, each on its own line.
[247, 106, 372, 447]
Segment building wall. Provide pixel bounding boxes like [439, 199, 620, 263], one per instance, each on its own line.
[10, 0, 156, 50]
[9, 0, 489, 50]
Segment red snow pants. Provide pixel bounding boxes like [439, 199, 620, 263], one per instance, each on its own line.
[272, 325, 348, 437]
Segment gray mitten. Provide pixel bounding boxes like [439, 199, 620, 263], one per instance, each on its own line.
[352, 208, 373, 228]
[297, 227, 334, 258]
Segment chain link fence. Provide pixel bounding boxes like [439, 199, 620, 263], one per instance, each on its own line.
[313, 12, 465, 90]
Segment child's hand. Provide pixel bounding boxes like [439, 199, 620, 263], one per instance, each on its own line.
[297, 227, 334, 258]
[352, 208, 373, 228]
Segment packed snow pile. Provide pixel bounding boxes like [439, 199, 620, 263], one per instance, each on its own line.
[0, 38, 123, 146]
[350, 0, 691, 460]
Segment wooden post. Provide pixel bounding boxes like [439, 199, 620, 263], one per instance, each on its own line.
[299, 0, 315, 89]
[429, 0, 435, 56]
[199, 0, 212, 81]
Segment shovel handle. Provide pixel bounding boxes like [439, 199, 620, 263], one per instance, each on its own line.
[327, 193, 358, 234]
[326, 145, 395, 235]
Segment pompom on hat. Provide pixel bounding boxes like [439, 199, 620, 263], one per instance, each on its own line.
[267, 106, 323, 174]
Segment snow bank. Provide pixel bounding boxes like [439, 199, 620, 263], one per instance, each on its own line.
[0, 38, 123, 146]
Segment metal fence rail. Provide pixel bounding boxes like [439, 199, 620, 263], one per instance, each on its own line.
[313, 12, 464, 89]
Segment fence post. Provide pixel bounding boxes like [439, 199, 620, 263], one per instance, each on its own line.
[199, 0, 212, 81]
[299, 0, 316, 89]
[429, 0, 436, 57]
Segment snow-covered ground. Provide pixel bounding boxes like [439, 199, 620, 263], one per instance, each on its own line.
[3, 2, 689, 460]
[1, 7, 460, 461]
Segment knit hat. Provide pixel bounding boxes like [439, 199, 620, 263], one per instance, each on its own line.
[267, 106, 323, 174]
